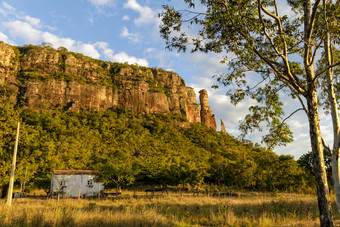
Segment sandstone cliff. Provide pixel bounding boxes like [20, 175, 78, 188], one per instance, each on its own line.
[199, 89, 217, 130]
[221, 119, 227, 134]
[0, 42, 216, 130]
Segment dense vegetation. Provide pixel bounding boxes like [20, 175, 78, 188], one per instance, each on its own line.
[0, 43, 315, 193]
[0, 88, 314, 194]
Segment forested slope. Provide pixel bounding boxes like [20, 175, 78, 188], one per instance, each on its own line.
[0, 43, 314, 193]
[0, 95, 313, 193]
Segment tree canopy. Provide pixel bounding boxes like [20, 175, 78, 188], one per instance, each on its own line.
[0, 95, 312, 194]
[160, 0, 339, 225]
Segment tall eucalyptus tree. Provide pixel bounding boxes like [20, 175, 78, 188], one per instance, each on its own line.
[160, 0, 339, 225]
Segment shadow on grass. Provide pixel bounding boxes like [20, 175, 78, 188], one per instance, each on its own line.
[1, 196, 338, 226]
[82, 197, 324, 226]
[110, 199, 315, 213]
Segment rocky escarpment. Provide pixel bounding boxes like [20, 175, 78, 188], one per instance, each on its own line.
[199, 89, 216, 130]
[0, 42, 216, 130]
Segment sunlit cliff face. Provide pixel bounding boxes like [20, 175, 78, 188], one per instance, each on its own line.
[0, 42, 216, 130]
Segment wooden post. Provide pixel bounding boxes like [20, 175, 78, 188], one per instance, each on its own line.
[7, 122, 20, 206]
[78, 188, 81, 200]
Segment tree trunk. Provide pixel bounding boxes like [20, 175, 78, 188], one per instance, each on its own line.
[116, 183, 119, 198]
[326, 34, 340, 216]
[303, 0, 333, 224]
[332, 151, 340, 214]
[323, 0, 340, 215]
[307, 89, 333, 227]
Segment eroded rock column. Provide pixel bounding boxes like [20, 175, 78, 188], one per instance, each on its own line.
[199, 89, 216, 130]
[221, 119, 227, 134]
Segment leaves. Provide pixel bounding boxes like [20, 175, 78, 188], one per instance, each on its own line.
[0, 98, 310, 192]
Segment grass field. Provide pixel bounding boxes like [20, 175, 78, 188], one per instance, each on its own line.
[0, 192, 338, 226]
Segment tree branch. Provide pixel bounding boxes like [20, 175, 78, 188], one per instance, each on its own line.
[315, 62, 340, 80]
[296, 92, 309, 115]
[179, 10, 208, 23]
[258, 1, 283, 58]
[282, 108, 304, 125]
[322, 137, 332, 156]
[258, 0, 306, 94]
[311, 35, 325, 65]
[305, 0, 322, 66]
[309, 0, 322, 40]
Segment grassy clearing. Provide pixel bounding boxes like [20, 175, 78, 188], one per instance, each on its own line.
[0, 192, 337, 226]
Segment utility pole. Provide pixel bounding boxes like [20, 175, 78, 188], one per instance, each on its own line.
[7, 122, 20, 206]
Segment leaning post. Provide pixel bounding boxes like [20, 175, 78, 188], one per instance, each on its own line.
[7, 122, 20, 206]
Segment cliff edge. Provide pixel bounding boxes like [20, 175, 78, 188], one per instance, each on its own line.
[0, 42, 216, 130]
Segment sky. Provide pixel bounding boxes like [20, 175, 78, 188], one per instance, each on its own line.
[0, 0, 334, 159]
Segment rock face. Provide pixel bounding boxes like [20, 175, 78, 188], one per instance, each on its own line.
[221, 119, 227, 134]
[199, 89, 217, 130]
[0, 42, 18, 102]
[0, 42, 217, 130]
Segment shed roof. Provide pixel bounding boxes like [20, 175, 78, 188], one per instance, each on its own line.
[53, 170, 97, 175]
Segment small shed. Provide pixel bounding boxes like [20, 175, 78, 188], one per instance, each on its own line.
[50, 170, 104, 198]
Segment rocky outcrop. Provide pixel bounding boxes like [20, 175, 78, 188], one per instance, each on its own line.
[221, 119, 227, 134]
[23, 80, 116, 111]
[0, 42, 217, 129]
[199, 89, 216, 130]
[0, 42, 18, 101]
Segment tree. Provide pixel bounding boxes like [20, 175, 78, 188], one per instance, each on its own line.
[320, 0, 340, 217]
[95, 152, 136, 196]
[0, 95, 20, 188]
[160, 0, 339, 225]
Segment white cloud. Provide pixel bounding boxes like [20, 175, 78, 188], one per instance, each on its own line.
[0, 2, 15, 17]
[0, 3, 56, 32]
[111, 52, 148, 66]
[1, 2, 15, 13]
[87, 0, 115, 6]
[88, 13, 94, 25]
[1, 20, 100, 59]
[42, 32, 75, 49]
[120, 26, 140, 43]
[0, 32, 16, 45]
[124, 0, 156, 25]
[145, 48, 154, 53]
[93, 41, 108, 50]
[95, 42, 148, 66]
[3, 20, 42, 44]
[122, 15, 130, 21]
[24, 15, 42, 28]
[0, 3, 148, 65]
[76, 44, 101, 59]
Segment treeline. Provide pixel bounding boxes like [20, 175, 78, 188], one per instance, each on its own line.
[0, 96, 314, 194]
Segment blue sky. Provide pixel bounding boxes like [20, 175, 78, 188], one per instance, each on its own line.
[0, 0, 334, 159]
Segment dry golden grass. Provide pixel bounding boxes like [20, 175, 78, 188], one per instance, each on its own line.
[0, 192, 337, 226]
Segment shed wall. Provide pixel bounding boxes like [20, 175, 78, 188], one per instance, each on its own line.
[50, 174, 104, 198]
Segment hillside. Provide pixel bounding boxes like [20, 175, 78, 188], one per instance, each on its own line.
[0, 42, 216, 129]
[0, 43, 313, 193]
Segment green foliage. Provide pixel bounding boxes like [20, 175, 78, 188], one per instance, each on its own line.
[0, 100, 20, 187]
[0, 94, 313, 193]
[0, 40, 317, 193]
[159, 0, 339, 151]
[297, 151, 332, 190]
[96, 151, 136, 193]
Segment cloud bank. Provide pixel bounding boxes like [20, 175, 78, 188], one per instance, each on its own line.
[0, 2, 148, 67]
